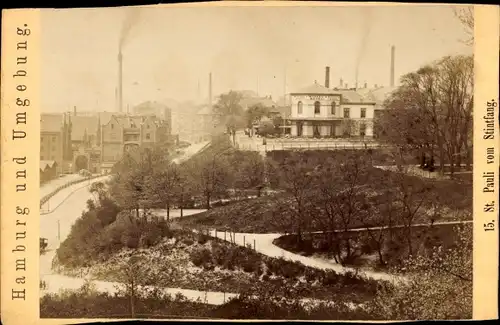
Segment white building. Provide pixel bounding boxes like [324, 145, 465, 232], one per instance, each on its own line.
[288, 82, 376, 138]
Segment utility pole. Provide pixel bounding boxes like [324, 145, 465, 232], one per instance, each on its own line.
[283, 66, 287, 136]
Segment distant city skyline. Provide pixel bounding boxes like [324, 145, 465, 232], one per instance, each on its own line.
[41, 4, 472, 113]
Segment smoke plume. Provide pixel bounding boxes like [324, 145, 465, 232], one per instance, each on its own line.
[355, 8, 373, 88]
[119, 8, 142, 50]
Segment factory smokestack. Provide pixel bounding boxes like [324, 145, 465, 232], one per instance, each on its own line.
[324, 66, 330, 88]
[208, 72, 213, 109]
[390, 45, 395, 87]
[118, 48, 123, 113]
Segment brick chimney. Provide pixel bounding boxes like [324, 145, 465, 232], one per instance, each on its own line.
[325, 66, 330, 88]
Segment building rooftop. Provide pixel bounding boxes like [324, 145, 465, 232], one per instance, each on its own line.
[40, 160, 57, 171]
[363, 86, 397, 105]
[40, 114, 63, 133]
[291, 83, 337, 95]
[332, 89, 375, 104]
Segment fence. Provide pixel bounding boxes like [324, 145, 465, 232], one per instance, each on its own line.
[197, 228, 258, 252]
[235, 140, 391, 152]
[40, 175, 103, 207]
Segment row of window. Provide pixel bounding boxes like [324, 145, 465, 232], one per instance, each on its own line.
[40, 136, 57, 142]
[295, 122, 368, 137]
[110, 124, 151, 129]
[297, 101, 366, 118]
[40, 145, 57, 151]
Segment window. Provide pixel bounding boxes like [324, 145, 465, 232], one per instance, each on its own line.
[297, 101, 303, 114]
[344, 107, 350, 118]
[146, 133, 151, 140]
[111, 124, 114, 129]
[147, 124, 150, 129]
[52, 136, 56, 142]
[52, 146, 55, 151]
[314, 101, 321, 114]
[40, 156, 44, 160]
[361, 107, 366, 118]
[330, 102, 336, 115]
[360, 123, 366, 136]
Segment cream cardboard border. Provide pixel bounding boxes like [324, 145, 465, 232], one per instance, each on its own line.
[1, 2, 498, 324]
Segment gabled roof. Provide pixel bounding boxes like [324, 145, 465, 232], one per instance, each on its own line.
[269, 105, 292, 117]
[41, 114, 63, 133]
[98, 112, 123, 125]
[40, 160, 57, 171]
[364, 86, 397, 105]
[333, 89, 375, 104]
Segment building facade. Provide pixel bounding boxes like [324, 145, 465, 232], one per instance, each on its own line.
[289, 83, 376, 138]
[100, 115, 171, 166]
[40, 113, 70, 175]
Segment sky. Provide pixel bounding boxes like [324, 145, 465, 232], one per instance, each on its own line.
[40, 3, 473, 113]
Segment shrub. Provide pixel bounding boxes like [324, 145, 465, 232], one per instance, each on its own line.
[197, 233, 209, 245]
[242, 260, 257, 273]
[321, 270, 340, 286]
[190, 248, 212, 267]
[182, 238, 194, 246]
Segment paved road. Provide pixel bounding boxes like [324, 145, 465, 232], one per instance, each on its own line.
[172, 141, 211, 164]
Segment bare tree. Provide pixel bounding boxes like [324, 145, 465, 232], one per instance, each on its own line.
[453, 6, 474, 46]
[389, 173, 435, 257]
[379, 55, 473, 176]
[120, 255, 142, 318]
[146, 162, 181, 221]
[315, 155, 370, 265]
[278, 154, 318, 244]
[214, 90, 245, 134]
[186, 151, 231, 209]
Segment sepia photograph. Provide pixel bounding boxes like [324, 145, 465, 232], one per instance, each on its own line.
[0, 2, 493, 322]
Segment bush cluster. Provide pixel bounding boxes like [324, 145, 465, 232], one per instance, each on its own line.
[57, 200, 172, 267]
